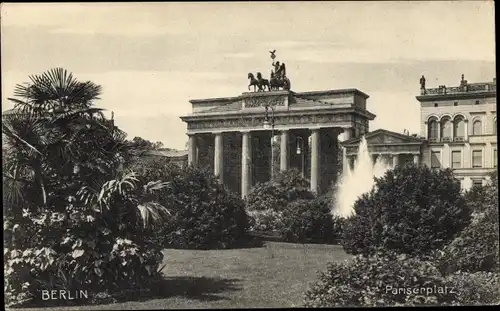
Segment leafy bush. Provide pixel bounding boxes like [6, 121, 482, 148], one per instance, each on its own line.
[4, 175, 167, 307]
[304, 252, 448, 307]
[303, 251, 499, 307]
[247, 209, 284, 233]
[444, 271, 500, 306]
[156, 166, 250, 250]
[246, 169, 315, 212]
[341, 165, 471, 257]
[435, 213, 499, 275]
[278, 198, 338, 243]
[436, 174, 499, 275]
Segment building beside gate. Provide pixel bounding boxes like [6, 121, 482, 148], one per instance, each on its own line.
[343, 75, 497, 190]
[417, 75, 497, 189]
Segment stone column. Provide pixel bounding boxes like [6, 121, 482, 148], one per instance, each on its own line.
[214, 132, 224, 184]
[188, 134, 197, 166]
[310, 129, 320, 193]
[413, 154, 420, 165]
[280, 130, 289, 172]
[392, 154, 399, 167]
[464, 120, 469, 141]
[241, 131, 252, 199]
[437, 121, 441, 142]
[341, 128, 352, 174]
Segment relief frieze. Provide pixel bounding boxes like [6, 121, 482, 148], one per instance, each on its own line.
[187, 113, 350, 130]
[244, 95, 286, 108]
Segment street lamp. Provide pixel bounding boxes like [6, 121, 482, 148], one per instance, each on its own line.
[263, 105, 275, 180]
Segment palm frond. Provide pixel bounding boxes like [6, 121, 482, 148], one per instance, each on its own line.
[143, 180, 172, 194]
[96, 171, 138, 209]
[137, 202, 171, 228]
[2, 122, 43, 156]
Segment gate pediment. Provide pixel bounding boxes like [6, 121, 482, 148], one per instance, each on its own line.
[343, 129, 425, 146]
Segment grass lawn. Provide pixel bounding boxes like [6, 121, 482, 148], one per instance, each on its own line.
[13, 241, 352, 310]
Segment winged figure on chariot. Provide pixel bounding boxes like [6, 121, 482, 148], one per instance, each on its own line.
[248, 50, 291, 92]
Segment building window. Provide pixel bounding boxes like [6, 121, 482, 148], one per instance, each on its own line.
[472, 179, 483, 188]
[454, 102, 458, 106]
[452, 151, 461, 168]
[427, 119, 439, 140]
[475, 100, 480, 105]
[434, 103, 438, 107]
[441, 117, 452, 140]
[472, 120, 482, 135]
[431, 151, 441, 168]
[472, 150, 482, 168]
[453, 116, 465, 139]
[494, 149, 497, 168]
[494, 119, 497, 135]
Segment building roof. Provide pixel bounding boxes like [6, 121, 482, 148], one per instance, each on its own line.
[342, 128, 426, 146]
[146, 149, 188, 158]
[416, 77, 496, 101]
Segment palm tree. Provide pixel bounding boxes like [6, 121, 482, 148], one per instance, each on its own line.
[3, 68, 169, 236]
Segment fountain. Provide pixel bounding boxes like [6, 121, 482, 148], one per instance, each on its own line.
[333, 136, 392, 218]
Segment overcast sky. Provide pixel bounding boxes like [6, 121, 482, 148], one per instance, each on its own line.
[1, 2, 496, 150]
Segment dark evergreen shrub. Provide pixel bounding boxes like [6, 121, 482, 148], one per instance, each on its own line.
[246, 169, 315, 212]
[341, 165, 471, 257]
[160, 166, 250, 250]
[278, 198, 337, 243]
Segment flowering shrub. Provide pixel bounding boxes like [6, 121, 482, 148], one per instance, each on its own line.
[4, 174, 167, 307]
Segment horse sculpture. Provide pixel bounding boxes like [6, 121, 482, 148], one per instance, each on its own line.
[248, 72, 270, 92]
[256, 72, 270, 91]
[248, 73, 260, 92]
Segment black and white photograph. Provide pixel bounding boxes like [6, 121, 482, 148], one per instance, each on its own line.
[2, 1, 498, 309]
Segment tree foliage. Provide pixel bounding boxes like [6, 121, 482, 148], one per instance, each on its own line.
[341, 165, 471, 257]
[3, 68, 169, 307]
[246, 169, 315, 211]
[436, 171, 499, 275]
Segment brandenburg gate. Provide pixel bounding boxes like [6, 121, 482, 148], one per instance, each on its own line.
[180, 52, 375, 198]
